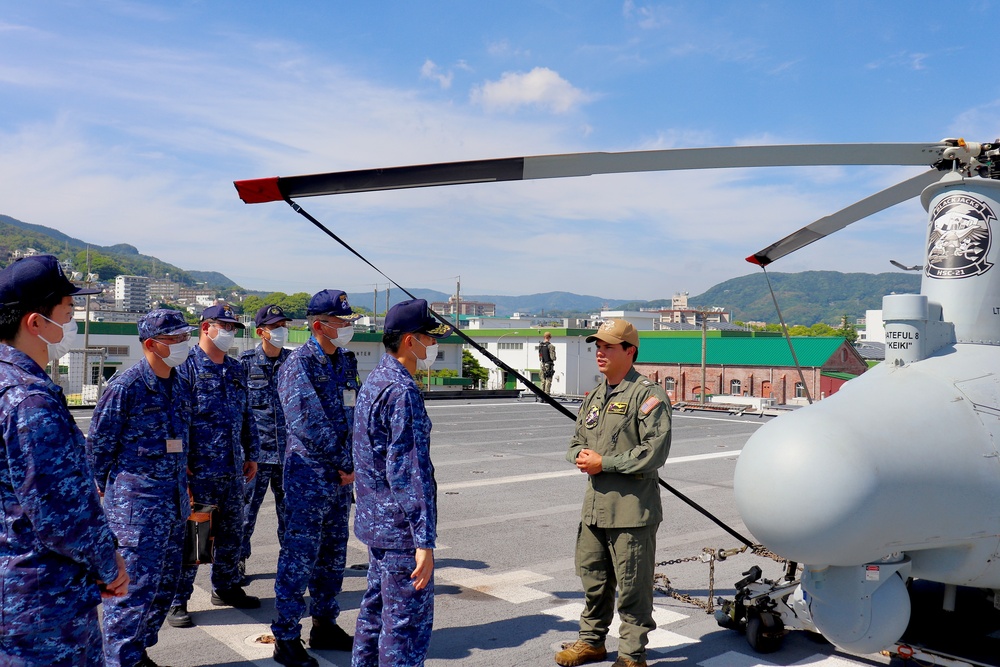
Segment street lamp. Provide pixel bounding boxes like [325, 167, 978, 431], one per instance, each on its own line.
[495, 330, 520, 389]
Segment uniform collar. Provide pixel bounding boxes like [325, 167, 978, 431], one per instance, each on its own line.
[601, 366, 641, 398]
[0, 343, 56, 388]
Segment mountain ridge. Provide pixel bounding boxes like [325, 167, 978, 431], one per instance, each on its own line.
[0, 214, 920, 325]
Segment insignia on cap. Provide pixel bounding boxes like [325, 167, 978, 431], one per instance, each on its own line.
[269, 306, 281, 315]
[223, 306, 234, 317]
[600, 319, 617, 331]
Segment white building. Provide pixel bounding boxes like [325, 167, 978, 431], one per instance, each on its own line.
[115, 275, 151, 313]
[466, 329, 601, 396]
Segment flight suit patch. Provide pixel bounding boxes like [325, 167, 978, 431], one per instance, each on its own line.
[585, 405, 600, 428]
[606, 402, 628, 415]
[640, 396, 661, 415]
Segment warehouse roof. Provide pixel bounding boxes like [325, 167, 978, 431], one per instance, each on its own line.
[636, 335, 854, 367]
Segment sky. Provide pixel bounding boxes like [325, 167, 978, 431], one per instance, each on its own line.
[2, 1, 999, 302]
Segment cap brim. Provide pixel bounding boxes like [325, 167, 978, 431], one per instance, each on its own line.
[257, 316, 291, 327]
[420, 322, 453, 339]
[586, 331, 621, 344]
[70, 286, 102, 297]
[164, 324, 196, 336]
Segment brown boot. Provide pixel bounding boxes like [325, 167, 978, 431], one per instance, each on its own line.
[555, 640, 607, 666]
[611, 656, 647, 667]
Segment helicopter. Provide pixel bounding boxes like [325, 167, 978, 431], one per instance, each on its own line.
[235, 137, 1000, 656]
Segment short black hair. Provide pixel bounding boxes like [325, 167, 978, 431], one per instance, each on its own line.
[382, 331, 404, 353]
[621, 341, 638, 362]
[0, 292, 65, 343]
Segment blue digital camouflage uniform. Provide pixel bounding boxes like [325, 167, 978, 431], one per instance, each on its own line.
[272, 336, 354, 641]
[88, 357, 193, 667]
[352, 352, 437, 667]
[172, 344, 259, 605]
[238, 344, 291, 564]
[0, 345, 120, 667]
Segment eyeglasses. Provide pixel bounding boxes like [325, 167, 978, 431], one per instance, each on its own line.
[209, 321, 237, 332]
[155, 333, 191, 345]
[318, 319, 349, 329]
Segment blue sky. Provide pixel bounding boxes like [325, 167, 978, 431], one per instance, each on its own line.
[2, 1, 999, 301]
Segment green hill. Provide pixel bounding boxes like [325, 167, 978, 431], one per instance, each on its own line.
[689, 270, 921, 325]
[0, 214, 240, 289]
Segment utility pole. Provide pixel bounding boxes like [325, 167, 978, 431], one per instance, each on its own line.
[700, 314, 707, 406]
[373, 286, 378, 331]
[454, 276, 461, 330]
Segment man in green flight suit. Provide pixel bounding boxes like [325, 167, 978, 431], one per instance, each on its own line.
[556, 318, 672, 667]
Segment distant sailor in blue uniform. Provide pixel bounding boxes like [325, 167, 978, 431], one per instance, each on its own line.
[167, 303, 260, 629]
[352, 298, 449, 667]
[238, 304, 292, 578]
[0, 255, 128, 667]
[89, 308, 195, 667]
[271, 289, 360, 667]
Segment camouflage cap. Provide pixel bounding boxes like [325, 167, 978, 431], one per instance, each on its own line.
[201, 303, 244, 328]
[138, 309, 195, 341]
[255, 303, 290, 327]
[384, 298, 452, 338]
[0, 255, 101, 307]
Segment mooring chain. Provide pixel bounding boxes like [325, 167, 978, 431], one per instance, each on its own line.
[654, 544, 789, 614]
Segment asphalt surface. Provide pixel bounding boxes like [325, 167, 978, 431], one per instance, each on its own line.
[74, 398, 896, 667]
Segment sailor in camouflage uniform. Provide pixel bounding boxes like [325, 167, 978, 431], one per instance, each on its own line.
[167, 304, 261, 628]
[352, 299, 449, 667]
[271, 289, 359, 667]
[238, 304, 292, 578]
[88, 309, 195, 667]
[0, 255, 128, 667]
[555, 319, 671, 667]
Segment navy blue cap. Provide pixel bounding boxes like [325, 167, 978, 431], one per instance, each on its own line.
[255, 304, 290, 327]
[0, 255, 100, 307]
[200, 303, 244, 328]
[138, 309, 195, 341]
[384, 299, 452, 338]
[307, 289, 361, 319]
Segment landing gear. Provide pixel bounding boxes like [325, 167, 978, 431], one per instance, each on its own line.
[716, 563, 811, 654]
[746, 611, 784, 653]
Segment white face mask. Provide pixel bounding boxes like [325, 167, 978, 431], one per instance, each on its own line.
[332, 326, 353, 348]
[265, 326, 288, 348]
[38, 314, 78, 363]
[210, 326, 236, 352]
[158, 341, 190, 368]
[412, 337, 438, 371]
[318, 321, 353, 348]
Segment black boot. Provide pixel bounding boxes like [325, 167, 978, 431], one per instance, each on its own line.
[309, 617, 353, 651]
[166, 603, 193, 628]
[210, 586, 261, 609]
[273, 638, 318, 667]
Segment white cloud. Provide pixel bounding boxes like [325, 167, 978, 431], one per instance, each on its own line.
[865, 51, 929, 71]
[420, 59, 453, 89]
[470, 67, 591, 114]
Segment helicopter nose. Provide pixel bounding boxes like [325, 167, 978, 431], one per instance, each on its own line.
[734, 407, 880, 565]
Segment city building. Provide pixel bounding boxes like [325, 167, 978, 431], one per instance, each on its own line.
[430, 295, 496, 318]
[114, 275, 151, 313]
[654, 292, 731, 327]
[149, 279, 181, 303]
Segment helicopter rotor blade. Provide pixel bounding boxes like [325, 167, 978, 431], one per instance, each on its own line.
[746, 169, 943, 267]
[235, 143, 948, 203]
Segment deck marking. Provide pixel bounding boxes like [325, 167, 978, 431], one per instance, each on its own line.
[543, 602, 692, 652]
[436, 567, 553, 603]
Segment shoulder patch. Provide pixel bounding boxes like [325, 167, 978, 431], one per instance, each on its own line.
[640, 396, 661, 415]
